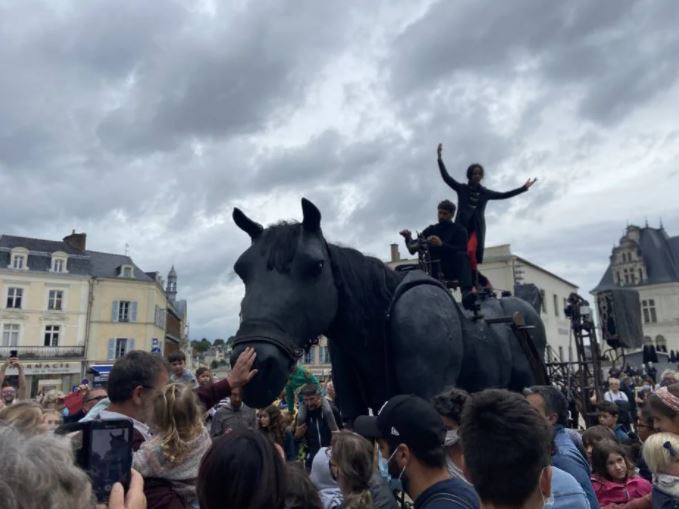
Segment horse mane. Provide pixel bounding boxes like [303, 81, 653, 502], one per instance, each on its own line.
[256, 221, 403, 346]
[258, 221, 301, 273]
[326, 243, 403, 348]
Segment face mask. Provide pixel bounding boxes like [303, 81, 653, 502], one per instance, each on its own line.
[386, 446, 407, 482]
[444, 429, 459, 447]
[377, 449, 391, 482]
[540, 467, 554, 508]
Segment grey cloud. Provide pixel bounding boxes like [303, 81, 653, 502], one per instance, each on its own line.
[388, 0, 679, 125]
[1, 1, 678, 340]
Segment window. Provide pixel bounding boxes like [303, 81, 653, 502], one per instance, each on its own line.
[119, 301, 130, 322]
[638, 268, 643, 282]
[641, 299, 657, 324]
[48, 290, 63, 311]
[558, 346, 564, 361]
[154, 305, 165, 328]
[539, 289, 546, 313]
[53, 259, 65, 272]
[6, 288, 23, 309]
[553, 294, 559, 317]
[44, 325, 60, 347]
[303, 349, 313, 365]
[112, 301, 137, 322]
[12, 255, 25, 269]
[321, 346, 331, 364]
[115, 338, 128, 358]
[2, 324, 20, 346]
[120, 265, 133, 278]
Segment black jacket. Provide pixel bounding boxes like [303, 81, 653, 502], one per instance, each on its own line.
[302, 403, 343, 468]
[419, 221, 470, 286]
[438, 159, 527, 263]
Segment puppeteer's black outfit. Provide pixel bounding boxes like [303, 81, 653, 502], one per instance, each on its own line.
[438, 159, 528, 267]
[412, 220, 471, 289]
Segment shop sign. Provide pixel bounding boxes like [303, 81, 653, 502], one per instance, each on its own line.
[5, 361, 81, 375]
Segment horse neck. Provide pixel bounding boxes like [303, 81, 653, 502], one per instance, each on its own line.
[325, 243, 401, 349]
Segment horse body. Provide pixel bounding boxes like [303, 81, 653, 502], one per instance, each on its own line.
[230, 198, 547, 420]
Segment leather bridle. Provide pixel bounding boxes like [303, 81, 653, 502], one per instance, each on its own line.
[230, 320, 320, 363]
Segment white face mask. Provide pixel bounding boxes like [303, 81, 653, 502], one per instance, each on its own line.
[444, 428, 460, 447]
[386, 446, 407, 481]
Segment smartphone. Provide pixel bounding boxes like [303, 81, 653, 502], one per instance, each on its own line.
[9, 349, 18, 358]
[56, 419, 133, 502]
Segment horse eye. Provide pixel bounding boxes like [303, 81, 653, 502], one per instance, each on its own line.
[308, 260, 324, 277]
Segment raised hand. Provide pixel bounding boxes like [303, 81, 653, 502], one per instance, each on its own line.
[399, 229, 412, 239]
[524, 178, 537, 189]
[227, 347, 258, 389]
[437, 143, 443, 159]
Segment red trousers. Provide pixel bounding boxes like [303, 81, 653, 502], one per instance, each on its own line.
[467, 231, 479, 271]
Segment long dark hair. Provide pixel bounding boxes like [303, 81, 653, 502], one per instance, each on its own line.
[285, 463, 324, 509]
[198, 430, 286, 509]
[326, 243, 402, 348]
[259, 404, 286, 447]
[591, 439, 633, 481]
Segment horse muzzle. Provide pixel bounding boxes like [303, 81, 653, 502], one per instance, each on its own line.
[230, 323, 298, 408]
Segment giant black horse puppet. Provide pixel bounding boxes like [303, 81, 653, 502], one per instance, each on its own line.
[230, 198, 546, 422]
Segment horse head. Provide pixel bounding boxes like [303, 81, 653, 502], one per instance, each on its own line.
[230, 198, 339, 408]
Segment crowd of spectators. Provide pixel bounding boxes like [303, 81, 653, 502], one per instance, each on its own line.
[3, 350, 679, 509]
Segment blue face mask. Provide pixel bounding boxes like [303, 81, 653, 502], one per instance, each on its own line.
[378, 447, 404, 491]
[377, 448, 390, 481]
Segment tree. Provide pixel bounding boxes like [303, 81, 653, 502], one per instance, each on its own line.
[213, 338, 225, 347]
[191, 338, 211, 354]
[210, 360, 219, 370]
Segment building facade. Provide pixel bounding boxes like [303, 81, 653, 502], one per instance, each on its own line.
[0, 234, 90, 396]
[592, 224, 679, 352]
[299, 336, 332, 379]
[1, 231, 187, 392]
[387, 242, 579, 362]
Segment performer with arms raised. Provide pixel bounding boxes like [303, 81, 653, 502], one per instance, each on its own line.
[437, 143, 537, 288]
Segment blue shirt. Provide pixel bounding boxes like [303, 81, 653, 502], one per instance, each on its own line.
[414, 477, 479, 509]
[553, 426, 599, 509]
[613, 424, 630, 442]
[550, 466, 591, 509]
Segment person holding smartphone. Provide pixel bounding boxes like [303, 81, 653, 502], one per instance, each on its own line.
[0, 354, 27, 406]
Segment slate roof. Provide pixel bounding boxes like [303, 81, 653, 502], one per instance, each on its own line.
[0, 234, 154, 282]
[592, 227, 679, 292]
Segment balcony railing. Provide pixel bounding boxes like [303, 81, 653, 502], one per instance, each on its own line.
[0, 346, 85, 360]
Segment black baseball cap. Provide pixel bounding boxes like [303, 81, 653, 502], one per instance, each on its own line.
[354, 395, 445, 453]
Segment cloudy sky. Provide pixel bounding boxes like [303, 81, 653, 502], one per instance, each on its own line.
[2, 0, 678, 340]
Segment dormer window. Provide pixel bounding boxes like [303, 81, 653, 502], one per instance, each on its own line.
[119, 265, 134, 278]
[50, 252, 68, 273]
[8, 248, 29, 271]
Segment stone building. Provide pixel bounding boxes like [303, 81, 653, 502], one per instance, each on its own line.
[1, 231, 187, 392]
[592, 224, 679, 352]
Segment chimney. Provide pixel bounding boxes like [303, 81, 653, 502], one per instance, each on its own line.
[63, 230, 87, 252]
[390, 243, 401, 262]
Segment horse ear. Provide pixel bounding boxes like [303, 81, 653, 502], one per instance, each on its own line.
[233, 208, 263, 241]
[301, 198, 321, 233]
